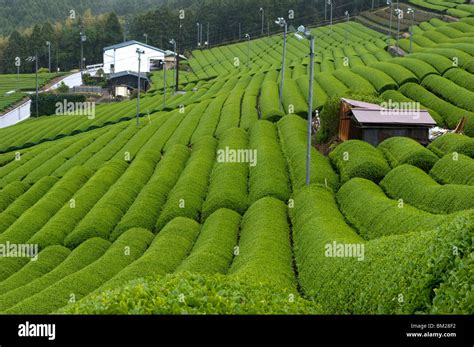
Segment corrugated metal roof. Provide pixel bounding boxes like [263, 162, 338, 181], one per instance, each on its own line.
[103, 40, 166, 53]
[352, 109, 437, 125]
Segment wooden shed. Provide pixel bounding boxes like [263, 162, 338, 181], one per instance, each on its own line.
[338, 98, 437, 146]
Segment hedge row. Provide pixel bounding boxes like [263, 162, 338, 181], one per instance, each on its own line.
[95, 218, 200, 293]
[295, 76, 328, 111]
[248, 121, 290, 203]
[0, 181, 29, 212]
[351, 66, 398, 93]
[111, 145, 190, 241]
[0, 166, 93, 282]
[314, 72, 349, 97]
[336, 178, 448, 240]
[64, 154, 158, 249]
[191, 95, 226, 142]
[381, 164, 474, 214]
[278, 115, 339, 191]
[228, 197, 295, 290]
[4, 228, 154, 314]
[370, 62, 419, 85]
[443, 68, 474, 92]
[259, 80, 284, 121]
[281, 78, 307, 117]
[240, 94, 259, 130]
[201, 128, 249, 220]
[29, 160, 129, 249]
[0, 245, 70, 296]
[378, 137, 439, 172]
[430, 153, 474, 186]
[407, 53, 454, 74]
[156, 137, 217, 230]
[138, 111, 184, 155]
[329, 140, 390, 184]
[0, 237, 110, 312]
[332, 70, 376, 95]
[428, 133, 474, 158]
[291, 184, 473, 313]
[176, 209, 241, 275]
[422, 74, 474, 113]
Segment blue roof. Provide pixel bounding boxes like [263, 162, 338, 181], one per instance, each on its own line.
[103, 40, 166, 53]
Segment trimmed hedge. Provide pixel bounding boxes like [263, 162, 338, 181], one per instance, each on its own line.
[428, 133, 474, 158]
[422, 74, 474, 113]
[229, 197, 295, 290]
[191, 95, 226, 142]
[177, 209, 241, 274]
[248, 121, 290, 203]
[30, 160, 129, 249]
[156, 137, 217, 230]
[201, 128, 249, 220]
[351, 66, 398, 93]
[0, 237, 110, 312]
[329, 140, 390, 183]
[314, 72, 349, 97]
[332, 70, 376, 95]
[295, 76, 328, 111]
[443, 68, 474, 92]
[5, 227, 154, 314]
[430, 153, 474, 186]
[369, 62, 419, 85]
[278, 115, 339, 191]
[389, 57, 438, 82]
[260, 80, 284, 121]
[111, 145, 190, 241]
[378, 136, 439, 172]
[0, 181, 29, 212]
[281, 78, 308, 117]
[381, 164, 474, 213]
[407, 53, 454, 74]
[337, 178, 448, 239]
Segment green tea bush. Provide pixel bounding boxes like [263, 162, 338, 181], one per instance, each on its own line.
[381, 164, 474, 213]
[5, 228, 154, 314]
[61, 272, 321, 314]
[201, 128, 249, 220]
[336, 177, 447, 239]
[378, 137, 440, 172]
[332, 70, 376, 95]
[177, 209, 241, 274]
[0, 237, 110, 312]
[329, 140, 390, 183]
[111, 145, 190, 241]
[295, 76, 328, 111]
[430, 153, 474, 185]
[278, 115, 339, 191]
[281, 79, 308, 117]
[0, 181, 28, 212]
[428, 133, 474, 158]
[229, 197, 295, 290]
[248, 121, 290, 203]
[156, 137, 217, 230]
[64, 155, 157, 248]
[422, 74, 474, 113]
[370, 62, 419, 85]
[315, 72, 348, 97]
[351, 66, 398, 93]
[407, 53, 454, 74]
[260, 80, 285, 121]
[443, 68, 474, 92]
[30, 160, 129, 248]
[240, 94, 259, 130]
[191, 95, 226, 142]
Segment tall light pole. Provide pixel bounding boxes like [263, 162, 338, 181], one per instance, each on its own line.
[260, 8, 264, 36]
[136, 48, 144, 127]
[207, 22, 210, 48]
[26, 55, 39, 117]
[395, 8, 403, 49]
[345, 11, 350, 46]
[170, 39, 178, 93]
[143, 33, 148, 44]
[163, 60, 167, 110]
[295, 26, 315, 186]
[328, 0, 333, 30]
[387, 0, 393, 47]
[324, 0, 327, 22]
[196, 22, 200, 48]
[200, 23, 204, 49]
[80, 31, 87, 76]
[46, 41, 51, 73]
[245, 34, 251, 68]
[407, 7, 415, 53]
[238, 22, 242, 40]
[275, 17, 287, 112]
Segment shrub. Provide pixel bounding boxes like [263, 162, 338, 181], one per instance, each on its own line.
[61, 272, 321, 314]
[176, 209, 241, 274]
[446, 8, 471, 18]
[0, 181, 29, 212]
[329, 140, 390, 183]
[228, 197, 295, 290]
[351, 66, 398, 93]
[391, 57, 438, 81]
[281, 78, 308, 117]
[30, 93, 87, 116]
[378, 136, 439, 171]
[314, 72, 348, 97]
[4, 228, 154, 314]
[332, 70, 376, 95]
[422, 74, 474, 113]
[428, 133, 474, 158]
[201, 128, 249, 220]
[191, 95, 226, 142]
[278, 115, 339, 191]
[156, 137, 217, 230]
[259, 80, 285, 121]
[444, 68, 474, 93]
[295, 76, 328, 111]
[381, 164, 474, 213]
[0, 237, 110, 312]
[248, 121, 290, 203]
[407, 53, 454, 74]
[370, 62, 419, 85]
[30, 160, 129, 248]
[337, 177, 449, 239]
[240, 94, 259, 130]
[430, 153, 474, 186]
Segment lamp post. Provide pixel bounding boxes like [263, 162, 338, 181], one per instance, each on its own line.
[136, 48, 144, 127]
[143, 33, 148, 44]
[345, 11, 350, 46]
[244, 34, 251, 68]
[295, 25, 315, 186]
[395, 8, 403, 49]
[196, 22, 200, 48]
[260, 8, 264, 36]
[26, 55, 39, 117]
[275, 17, 287, 112]
[207, 22, 210, 48]
[163, 60, 167, 110]
[387, 0, 393, 47]
[169, 39, 177, 93]
[328, 0, 333, 30]
[407, 7, 415, 53]
[80, 31, 87, 76]
[46, 41, 51, 73]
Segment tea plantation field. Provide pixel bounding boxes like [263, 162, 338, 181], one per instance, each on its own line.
[0, 7, 472, 314]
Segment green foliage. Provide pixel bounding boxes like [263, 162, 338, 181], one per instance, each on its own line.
[329, 140, 390, 183]
[332, 69, 376, 95]
[191, 95, 226, 142]
[61, 272, 321, 314]
[351, 66, 398, 92]
[407, 53, 454, 74]
[260, 80, 285, 121]
[295, 75, 328, 111]
[281, 78, 307, 117]
[177, 209, 241, 275]
[443, 68, 474, 92]
[314, 72, 349, 97]
[337, 178, 448, 239]
[369, 62, 419, 85]
[229, 197, 295, 290]
[381, 164, 474, 214]
[0, 181, 28, 212]
[378, 136, 439, 172]
[430, 153, 474, 186]
[422, 74, 474, 112]
[30, 94, 87, 116]
[428, 133, 474, 158]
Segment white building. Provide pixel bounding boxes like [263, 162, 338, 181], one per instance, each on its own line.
[103, 40, 166, 74]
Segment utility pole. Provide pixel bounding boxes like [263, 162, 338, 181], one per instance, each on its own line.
[170, 39, 178, 93]
[275, 18, 287, 112]
[387, 0, 393, 47]
[197, 22, 200, 48]
[80, 30, 87, 76]
[260, 8, 264, 36]
[307, 37, 315, 186]
[238, 22, 241, 40]
[163, 61, 167, 110]
[329, 0, 333, 30]
[143, 33, 148, 44]
[345, 11, 350, 46]
[46, 41, 51, 73]
[136, 49, 144, 127]
[325, 0, 327, 22]
[408, 7, 415, 53]
[245, 34, 251, 68]
[395, 8, 402, 48]
[207, 22, 210, 48]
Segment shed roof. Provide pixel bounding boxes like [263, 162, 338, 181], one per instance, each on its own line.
[103, 40, 166, 53]
[341, 98, 385, 110]
[352, 109, 437, 125]
[109, 70, 149, 80]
